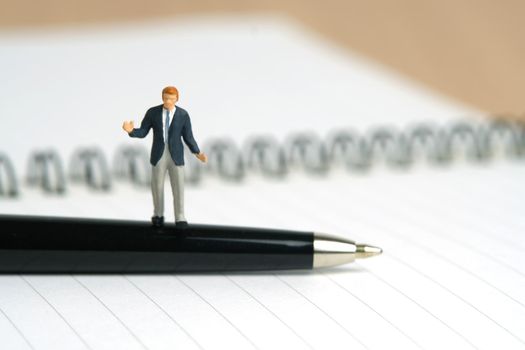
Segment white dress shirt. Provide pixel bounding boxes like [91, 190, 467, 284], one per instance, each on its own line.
[162, 106, 176, 143]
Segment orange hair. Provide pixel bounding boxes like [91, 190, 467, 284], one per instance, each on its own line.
[162, 86, 179, 98]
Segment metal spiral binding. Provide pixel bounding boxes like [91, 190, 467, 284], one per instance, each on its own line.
[26, 150, 66, 194]
[69, 147, 111, 191]
[116, 118, 525, 185]
[1, 118, 524, 197]
[0, 152, 18, 197]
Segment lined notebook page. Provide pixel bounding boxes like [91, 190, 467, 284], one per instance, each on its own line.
[1, 161, 524, 350]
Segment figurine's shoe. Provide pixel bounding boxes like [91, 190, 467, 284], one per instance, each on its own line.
[175, 221, 188, 228]
[151, 216, 164, 227]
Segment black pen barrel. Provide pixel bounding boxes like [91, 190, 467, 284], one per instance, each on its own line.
[0, 215, 313, 273]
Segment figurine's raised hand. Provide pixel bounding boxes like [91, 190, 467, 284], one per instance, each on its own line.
[122, 120, 134, 133]
[196, 152, 208, 163]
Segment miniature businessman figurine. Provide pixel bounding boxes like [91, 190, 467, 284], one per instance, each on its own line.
[122, 86, 207, 228]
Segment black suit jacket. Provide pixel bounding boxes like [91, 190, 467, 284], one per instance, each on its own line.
[129, 104, 201, 166]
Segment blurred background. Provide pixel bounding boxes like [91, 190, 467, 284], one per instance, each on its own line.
[1, 0, 524, 114]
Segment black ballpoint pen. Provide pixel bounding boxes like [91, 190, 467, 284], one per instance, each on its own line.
[0, 214, 382, 273]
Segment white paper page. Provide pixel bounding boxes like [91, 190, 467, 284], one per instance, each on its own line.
[1, 162, 524, 349]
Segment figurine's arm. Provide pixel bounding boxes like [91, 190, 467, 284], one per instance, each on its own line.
[123, 110, 152, 138]
[182, 113, 207, 163]
[182, 114, 200, 154]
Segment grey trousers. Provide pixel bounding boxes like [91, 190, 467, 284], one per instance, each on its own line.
[151, 144, 186, 222]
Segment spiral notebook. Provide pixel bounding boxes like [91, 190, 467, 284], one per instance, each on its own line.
[1, 15, 525, 350]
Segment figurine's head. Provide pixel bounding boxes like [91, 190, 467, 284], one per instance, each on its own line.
[162, 86, 179, 110]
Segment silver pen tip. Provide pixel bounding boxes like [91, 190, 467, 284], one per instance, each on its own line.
[313, 232, 382, 268]
[355, 244, 383, 259]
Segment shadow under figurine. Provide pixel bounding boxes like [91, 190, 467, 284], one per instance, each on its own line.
[122, 86, 207, 228]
